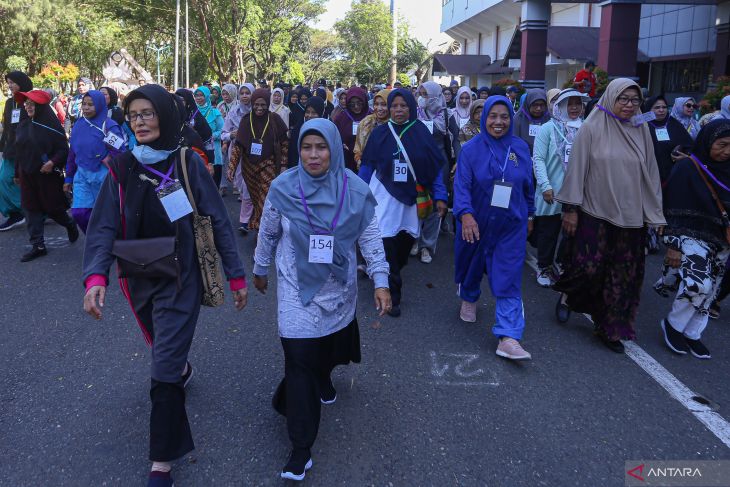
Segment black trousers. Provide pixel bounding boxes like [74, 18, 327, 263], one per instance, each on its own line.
[382, 231, 415, 306]
[273, 320, 361, 453]
[534, 214, 563, 269]
[149, 379, 193, 462]
[25, 209, 73, 246]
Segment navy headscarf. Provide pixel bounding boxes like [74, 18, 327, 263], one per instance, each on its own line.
[359, 88, 445, 205]
[267, 118, 377, 305]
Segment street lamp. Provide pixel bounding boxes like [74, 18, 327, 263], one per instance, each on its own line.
[146, 38, 171, 86]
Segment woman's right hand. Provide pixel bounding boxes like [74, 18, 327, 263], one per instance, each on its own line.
[461, 213, 480, 243]
[665, 248, 682, 268]
[542, 189, 554, 204]
[84, 286, 106, 320]
[562, 211, 578, 237]
[253, 275, 268, 294]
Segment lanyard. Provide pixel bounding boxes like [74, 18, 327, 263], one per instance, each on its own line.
[343, 110, 356, 122]
[488, 144, 511, 182]
[141, 163, 175, 192]
[189, 108, 199, 123]
[249, 113, 270, 141]
[690, 154, 730, 193]
[83, 117, 105, 135]
[388, 120, 417, 157]
[521, 107, 538, 123]
[298, 172, 348, 235]
[597, 104, 632, 124]
[32, 120, 66, 137]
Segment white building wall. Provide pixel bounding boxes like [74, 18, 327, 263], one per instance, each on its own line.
[639, 4, 717, 59]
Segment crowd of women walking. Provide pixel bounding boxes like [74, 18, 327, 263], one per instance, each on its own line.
[2, 69, 730, 485]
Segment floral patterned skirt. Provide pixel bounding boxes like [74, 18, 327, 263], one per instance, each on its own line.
[553, 211, 647, 341]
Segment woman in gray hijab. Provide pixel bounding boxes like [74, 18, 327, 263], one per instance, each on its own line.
[252, 118, 391, 481]
[512, 88, 551, 153]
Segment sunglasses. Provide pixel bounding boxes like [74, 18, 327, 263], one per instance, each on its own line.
[684, 103, 698, 109]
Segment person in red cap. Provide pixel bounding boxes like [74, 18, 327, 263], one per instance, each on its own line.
[14, 89, 79, 261]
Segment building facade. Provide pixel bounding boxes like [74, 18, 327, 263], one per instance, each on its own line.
[439, 0, 726, 98]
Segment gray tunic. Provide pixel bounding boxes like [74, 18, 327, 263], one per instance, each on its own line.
[253, 198, 389, 339]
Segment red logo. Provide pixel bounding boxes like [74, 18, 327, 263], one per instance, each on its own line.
[628, 464, 645, 482]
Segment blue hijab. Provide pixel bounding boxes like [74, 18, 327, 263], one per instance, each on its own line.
[194, 86, 218, 123]
[69, 89, 123, 168]
[267, 118, 377, 306]
[359, 88, 445, 205]
[475, 95, 532, 193]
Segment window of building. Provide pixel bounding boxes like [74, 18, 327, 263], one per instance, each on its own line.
[659, 58, 712, 94]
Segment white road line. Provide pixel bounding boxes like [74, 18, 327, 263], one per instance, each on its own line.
[524, 252, 730, 448]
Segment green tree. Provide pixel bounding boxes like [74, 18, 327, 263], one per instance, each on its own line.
[335, 0, 392, 83]
[6, 55, 28, 73]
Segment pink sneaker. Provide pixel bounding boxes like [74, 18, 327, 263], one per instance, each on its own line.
[460, 300, 477, 322]
[496, 338, 532, 361]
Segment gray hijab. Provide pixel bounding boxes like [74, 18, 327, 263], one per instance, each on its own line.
[267, 118, 377, 306]
[513, 88, 551, 148]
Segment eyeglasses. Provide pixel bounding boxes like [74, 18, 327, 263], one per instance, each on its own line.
[616, 96, 641, 106]
[684, 103, 699, 109]
[126, 111, 157, 123]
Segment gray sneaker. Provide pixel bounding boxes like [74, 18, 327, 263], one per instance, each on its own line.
[496, 338, 532, 361]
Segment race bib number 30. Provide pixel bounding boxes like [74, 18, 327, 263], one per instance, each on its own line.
[393, 159, 408, 182]
[309, 235, 334, 264]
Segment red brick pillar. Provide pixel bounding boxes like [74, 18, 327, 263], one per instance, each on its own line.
[519, 0, 550, 89]
[597, 1, 641, 79]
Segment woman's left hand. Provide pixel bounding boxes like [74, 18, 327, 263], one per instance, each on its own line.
[528, 218, 534, 236]
[40, 161, 54, 174]
[374, 288, 392, 317]
[436, 200, 448, 218]
[232, 288, 248, 311]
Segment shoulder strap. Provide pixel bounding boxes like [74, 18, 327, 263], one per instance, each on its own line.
[387, 122, 418, 182]
[691, 157, 729, 221]
[179, 148, 199, 216]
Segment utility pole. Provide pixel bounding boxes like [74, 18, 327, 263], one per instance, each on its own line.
[146, 39, 171, 85]
[174, 0, 180, 90]
[389, 0, 398, 85]
[185, 0, 190, 87]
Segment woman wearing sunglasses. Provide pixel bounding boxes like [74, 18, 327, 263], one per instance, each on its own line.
[670, 97, 701, 140]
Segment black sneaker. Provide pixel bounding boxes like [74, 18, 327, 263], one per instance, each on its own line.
[182, 361, 194, 388]
[388, 304, 401, 317]
[21, 245, 47, 262]
[66, 221, 79, 243]
[320, 378, 337, 405]
[0, 213, 25, 231]
[281, 449, 313, 481]
[685, 337, 711, 359]
[147, 470, 175, 487]
[661, 319, 689, 355]
[555, 294, 571, 323]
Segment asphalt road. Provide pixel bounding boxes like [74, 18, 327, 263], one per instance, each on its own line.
[2, 198, 730, 487]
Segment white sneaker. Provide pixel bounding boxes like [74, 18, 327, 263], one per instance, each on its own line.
[420, 248, 432, 264]
[536, 268, 553, 288]
[409, 242, 419, 257]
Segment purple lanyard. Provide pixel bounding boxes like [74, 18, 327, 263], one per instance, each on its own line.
[597, 104, 632, 125]
[189, 108, 199, 123]
[343, 110, 358, 123]
[521, 107, 537, 123]
[142, 163, 175, 192]
[690, 154, 730, 193]
[298, 173, 348, 235]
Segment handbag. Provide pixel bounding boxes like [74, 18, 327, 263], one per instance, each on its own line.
[690, 156, 730, 245]
[180, 148, 226, 307]
[111, 236, 179, 279]
[387, 123, 434, 219]
[110, 157, 180, 281]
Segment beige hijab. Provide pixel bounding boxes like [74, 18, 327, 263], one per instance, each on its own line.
[557, 78, 665, 228]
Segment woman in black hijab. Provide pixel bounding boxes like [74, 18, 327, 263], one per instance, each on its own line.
[14, 89, 78, 262]
[642, 94, 694, 188]
[100, 86, 126, 127]
[287, 96, 326, 168]
[82, 84, 248, 487]
[175, 88, 214, 165]
[0, 71, 33, 231]
[657, 119, 730, 360]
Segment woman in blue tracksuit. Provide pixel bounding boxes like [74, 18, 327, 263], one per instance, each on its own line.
[65, 89, 127, 232]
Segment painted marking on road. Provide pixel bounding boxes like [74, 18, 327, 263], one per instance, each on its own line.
[429, 351, 500, 386]
[525, 251, 730, 448]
